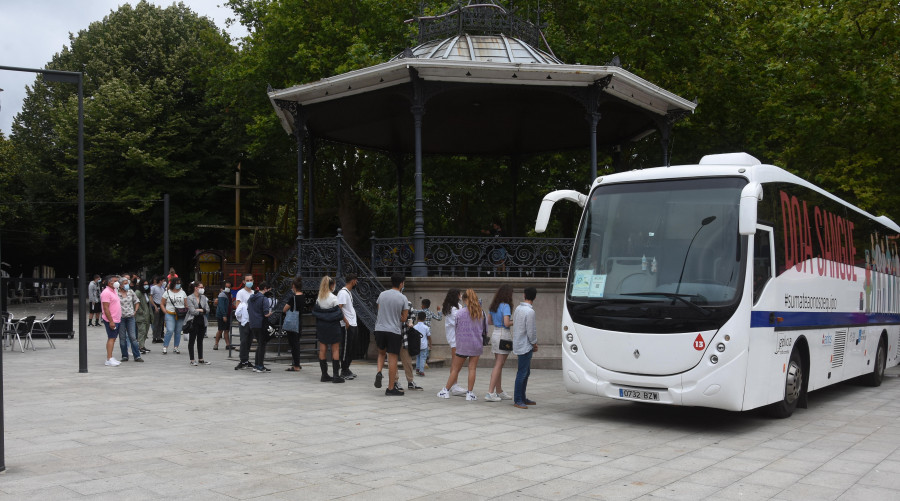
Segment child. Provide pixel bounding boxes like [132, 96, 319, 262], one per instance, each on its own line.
[411, 298, 442, 327]
[413, 311, 431, 376]
[411, 299, 442, 368]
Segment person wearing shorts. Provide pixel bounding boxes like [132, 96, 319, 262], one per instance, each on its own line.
[373, 273, 409, 396]
[100, 275, 122, 366]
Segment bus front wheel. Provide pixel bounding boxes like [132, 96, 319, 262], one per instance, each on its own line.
[863, 338, 887, 387]
[768, 348, 803, 418]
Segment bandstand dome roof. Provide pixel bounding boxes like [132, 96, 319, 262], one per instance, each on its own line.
[268, 2, 696, 156]
[398, 33, 563, 65]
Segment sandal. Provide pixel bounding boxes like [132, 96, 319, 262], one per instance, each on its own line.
[285, 366, 302, 371]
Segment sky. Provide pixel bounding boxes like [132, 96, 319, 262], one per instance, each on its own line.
[0, 0, 249, 135]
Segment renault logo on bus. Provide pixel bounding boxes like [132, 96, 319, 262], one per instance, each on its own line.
[633, 349, 640, 359]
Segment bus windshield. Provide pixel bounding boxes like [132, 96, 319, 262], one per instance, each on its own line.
[568, 177, 747, 333]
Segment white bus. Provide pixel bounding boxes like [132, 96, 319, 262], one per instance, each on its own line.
[536, 152, 900, 417]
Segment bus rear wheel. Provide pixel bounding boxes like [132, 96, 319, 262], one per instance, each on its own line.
[768, 348, 803, 418]
[863, 338, 887, 387]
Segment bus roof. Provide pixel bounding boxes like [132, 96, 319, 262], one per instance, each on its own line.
[592, 153, 900, 233]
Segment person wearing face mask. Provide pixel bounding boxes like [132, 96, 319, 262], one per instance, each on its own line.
[101, 275, 122, 366]
[234, 274, 255, 370]
[117, 277, 143, 362]
[186, 282, 211, 366]
[88, 274, 102, 327]
[150, 276, 166, 343]
[214, 281, 233, 350]
[161, 277, 188, 354]
[133, 276, 153, 354]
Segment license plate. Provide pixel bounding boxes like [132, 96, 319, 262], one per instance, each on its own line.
[619, 388, 660, 401]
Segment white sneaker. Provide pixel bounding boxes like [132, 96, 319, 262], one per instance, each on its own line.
[466, 391, 477, 401]
[484, 392, 501, 402]
[106, 358, 121, 366]
[450, 384, 467, 397]
[437, 388, 450, 399]
[497, 391, 513, 400]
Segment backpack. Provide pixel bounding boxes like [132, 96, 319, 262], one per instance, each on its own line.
[406, 325, 422, 356]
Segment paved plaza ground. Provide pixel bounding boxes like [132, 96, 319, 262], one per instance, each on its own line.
[1, 322, 900, 500]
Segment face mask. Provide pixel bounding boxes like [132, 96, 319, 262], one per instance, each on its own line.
[245, 281, 254, 289]
[143, 284, 149, 290]
[96, 279, 101, 283]
[223, 288, 230, 293]
[198, 288, 205, 294]
[175, 284, 182, 290]
[113, 281, 120, 289]
[123, 284, 130, 291]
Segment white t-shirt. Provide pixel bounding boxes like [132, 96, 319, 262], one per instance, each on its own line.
[413, 322, 430, 349]
[317, 293, 339, 309]
[235, 287, 253, 326]
[444, 306, 459, 348]
[336, 287, 357, 327]
[235, 287, 252, 306]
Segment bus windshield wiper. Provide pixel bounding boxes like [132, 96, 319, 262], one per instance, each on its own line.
[572, 301, 611, 312]
[621, 292, 711, 316]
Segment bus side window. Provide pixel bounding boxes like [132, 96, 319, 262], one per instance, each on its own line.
[753, 228, 773, 304]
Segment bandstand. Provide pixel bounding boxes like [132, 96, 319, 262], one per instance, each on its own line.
[266, 2, 696, 365]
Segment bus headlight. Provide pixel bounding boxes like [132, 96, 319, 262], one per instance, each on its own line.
[710, 354, 719, 364]
[571, 344, 579, 353]
[716, 342, 726, 352]
[566, 333, 574, 342]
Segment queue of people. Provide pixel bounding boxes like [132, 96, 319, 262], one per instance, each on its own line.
[93, 270, 540, 408]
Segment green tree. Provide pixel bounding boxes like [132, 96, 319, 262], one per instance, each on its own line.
[5, 1, 239, 274]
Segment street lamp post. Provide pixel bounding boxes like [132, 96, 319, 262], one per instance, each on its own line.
[0, 65, 87, 472]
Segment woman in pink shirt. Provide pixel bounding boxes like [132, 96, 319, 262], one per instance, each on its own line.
[100, 275, 123, 366]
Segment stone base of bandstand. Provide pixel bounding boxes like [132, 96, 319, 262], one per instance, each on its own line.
[367, 276, 566, 370]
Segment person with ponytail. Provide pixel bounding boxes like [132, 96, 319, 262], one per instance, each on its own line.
[311, 275, 345, 383]
[437, 289, 486, 401]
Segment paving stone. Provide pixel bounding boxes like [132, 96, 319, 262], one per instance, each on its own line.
[0, 336, 898, 499]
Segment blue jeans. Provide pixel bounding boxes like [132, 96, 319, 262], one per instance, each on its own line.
[514, 349, 533, 405]
[416, 348, 429, 372]
[119, 316, 140, 358]
[163, 313, 183, 347]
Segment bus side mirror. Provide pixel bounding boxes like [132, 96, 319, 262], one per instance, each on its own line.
[739, 183, 763, 235]
[535, 190, 587, 233]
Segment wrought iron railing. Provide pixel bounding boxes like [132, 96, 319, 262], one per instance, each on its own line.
[414, 2, 546, 51]
[270, 231, 384, 333]
[371, 235, 574, 278]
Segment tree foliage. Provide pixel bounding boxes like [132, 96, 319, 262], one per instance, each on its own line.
[2, 0, 898, 277]
[2, 1, 238, 274]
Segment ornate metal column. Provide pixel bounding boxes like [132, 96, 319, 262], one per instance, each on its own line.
[654, 110, 692, 167]
[275, 100, 307, 273]
[584, 76, 611, 184]
[410, 68, 427, 277]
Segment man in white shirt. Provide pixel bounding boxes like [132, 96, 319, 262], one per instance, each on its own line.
[234, 274, 255, 370]
[337, 273, 358, 380]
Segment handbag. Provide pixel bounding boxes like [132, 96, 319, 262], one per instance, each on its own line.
[481, 316, 491, 346]
[168, 291, 189, 317]
[182, 318, 193, 333]
[499, 339, 513, 351]
[283, 296, 300, 332]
